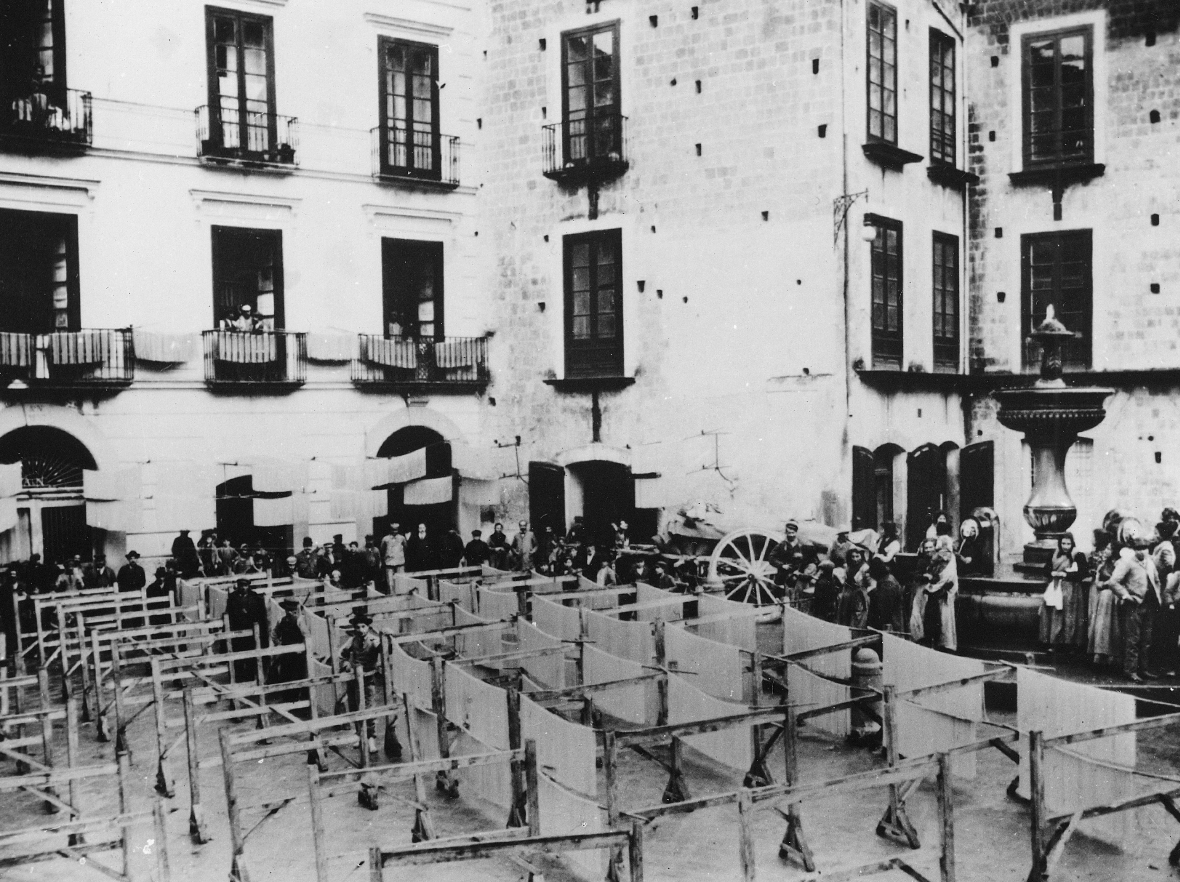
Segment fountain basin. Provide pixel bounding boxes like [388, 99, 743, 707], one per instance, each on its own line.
[993, 386, 1114, 437]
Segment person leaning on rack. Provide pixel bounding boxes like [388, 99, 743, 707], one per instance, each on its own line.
[339, 609, 397, 771]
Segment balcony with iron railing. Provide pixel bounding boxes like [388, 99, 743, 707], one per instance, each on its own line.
[202, 330, 306, 389]
[0, 87, 92, 153]
[371, 126, 460, 189]
[0, 329, 133, 391]
[351, 335, 488, 392]
[543, 114, 629, 186]
[196, 106, 298, 168]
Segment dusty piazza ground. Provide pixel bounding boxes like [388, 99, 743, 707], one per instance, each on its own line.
[3, 623, 1179, 882]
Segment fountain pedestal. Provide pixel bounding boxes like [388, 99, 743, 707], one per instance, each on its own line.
[993, 309, 1112, 570]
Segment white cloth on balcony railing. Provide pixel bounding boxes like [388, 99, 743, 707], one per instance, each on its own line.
[0, 463, 22, 499]
[305, 332, 356, 362]
[0, 333, 31, 367]
[433, 339, 473, 369]
[83, 467, 142, 502]
[46, 330, 113, 366]
[211, 331, 277, 363]
[131, 329, 195, 363]
[361, 336, 416, 368]
[404, 475, 453, 505]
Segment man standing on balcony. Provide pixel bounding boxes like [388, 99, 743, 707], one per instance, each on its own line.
[223, 303, 262, 333]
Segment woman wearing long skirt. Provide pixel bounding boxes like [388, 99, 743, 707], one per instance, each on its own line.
[1039, 534, 1088, 647]
[1087, 530, 1122, 666]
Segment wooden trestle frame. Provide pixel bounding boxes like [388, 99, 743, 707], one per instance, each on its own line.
[1026, 710, 1180, 881]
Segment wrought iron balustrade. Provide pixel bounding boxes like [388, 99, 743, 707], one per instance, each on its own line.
[196, 106, 298, 166]
[542, 114, 629, 185]
[0, 328, 134, 388]
[370, 126, 459, 187]
[202, 330, 307, 388]
[0, 88, 92, 151]
[351, 335, 488, 391]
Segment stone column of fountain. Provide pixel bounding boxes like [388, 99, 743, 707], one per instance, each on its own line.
[994, 307, 1113, 569]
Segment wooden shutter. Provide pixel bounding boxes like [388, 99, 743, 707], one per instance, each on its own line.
[851, 446, 876, 531]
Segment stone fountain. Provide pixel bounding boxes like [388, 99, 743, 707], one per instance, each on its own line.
[994, 306, 1113, 569]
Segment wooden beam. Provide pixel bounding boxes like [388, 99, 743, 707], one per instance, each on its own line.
[1041, 710, 1180, 749]
[764, 635, 879, 665]
[524, 673, 661, 703]
[894, 666, 1014, 701]
[374, 829, 630, 867]
[614, 707, 787, 748]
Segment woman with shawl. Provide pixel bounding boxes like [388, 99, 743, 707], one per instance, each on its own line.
[909, 535, 958, 651]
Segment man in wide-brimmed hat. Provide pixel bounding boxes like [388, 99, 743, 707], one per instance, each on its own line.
[340, 608, 384, 751]
[270, 598, 308, 701]
[226, 577, 269, 682]
[116, 550, 146, 594]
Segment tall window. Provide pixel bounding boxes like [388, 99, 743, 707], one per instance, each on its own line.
[1022, 28, 1093, 168]
[868, 216, 903, 368]
[205, 7, 276, 157]
[382, 239, 443, 339]
[929, 30, 955, 166]
[564, 230, 623, 378]
[0, 1, 66, 102]
[0, 209, 78, 334]
[561, 22, 621, 165]
[378, 38, 440, 178]
[211, 227, 283, 329]
[1022, 230, 1092, 369]
[867, 1, 897, 144]
[932, 233, 959, 371]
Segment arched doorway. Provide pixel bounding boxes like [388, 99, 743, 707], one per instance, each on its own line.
[0, 426, 96, 564]
[214, 475, 294, 562]
[376, 426, 455, 540]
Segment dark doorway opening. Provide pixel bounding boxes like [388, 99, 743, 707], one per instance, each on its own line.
[214, 474, 293, 563]
[528, 462, 566, 538]
[906, 443, 947, 551]
[569, 460, 633, 546]
[0, 209, 79, 334]
[375, 426, 454, 542]
[41, 504, 89, 565]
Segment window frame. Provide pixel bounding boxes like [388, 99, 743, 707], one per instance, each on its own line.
[866, 0, 898, 146]
[928, 28, 956, 167]
[560, 20, 622, 166]
[1020, 229, 1092, 370]
[210, 225, 285, 330]
[563, 228, 624, 378]
[204, 6, 277, 158]
[931, 231, 959, 372]
[0, 0, 68, 105]
[381, 238, 445, 341]
[1020, 25, 1094, 169]
[0, 208, 79, 334]
[377, 36, 441, 180]
[867, 214, 903, 368]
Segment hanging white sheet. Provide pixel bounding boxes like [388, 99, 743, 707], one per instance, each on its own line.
[532, 595, 582, 642]
[0, 462, 23, 498]
[694, 594, 758, 651]
[451, 607, 508, 661]
[301, 609, 331, 660]
[520, 695, 597, 798]
[476, 586, 520, 621]
[666, 674, 753, 771]
[253, 495, 294, 527]
[881, 633, 985, 778]
[366, 450, 428, 487]
[305, 332, 356, 362]
[309, 659, 341, 716]
[387, 638, 434, 711]
[582, 643, 652, 725]
[251, 459, 310, 493]
[537, 774, 607, 878]
[634, 583, 687, 623]
[0, 497, 17, 533]
[787, 663, 851, 737]
[517, 619, 567, 689]
[451, 731, 513, 811]
[585, 608, 654, 666]
[131, 328, 196, 363]
[404, 476, 454, 506]
[445, 664, 510, 750]
[1017, 668, 1137, 845]
[666, 624, 746, 702]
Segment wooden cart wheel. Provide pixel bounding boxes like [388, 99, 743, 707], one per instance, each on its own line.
[706, 528, 781, 608]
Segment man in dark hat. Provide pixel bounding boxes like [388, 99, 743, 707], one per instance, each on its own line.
[116, 551, 146, 593]
[295, 536, 319, 580]
[225, 577, 270, 682]
[270, 598, 308, 704]
[146, 566, 172, 626]
[340, 609, 384, 750]
[84, 553, 116, 589]
[463, 530, 490, 568]
[171, 529, 200, 578]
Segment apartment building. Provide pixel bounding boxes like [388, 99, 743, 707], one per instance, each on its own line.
[0, 0, 496, 563]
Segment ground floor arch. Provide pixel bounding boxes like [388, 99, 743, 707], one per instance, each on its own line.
[376, 425, 456, 546]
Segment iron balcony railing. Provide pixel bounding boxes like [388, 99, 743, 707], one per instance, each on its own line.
[202, 330, 307, 388]
[542, 114, 629, 184]
[0, 87, 92, 150]
[0, 328, 133, 388]
[352, 335, 488, 390]
[371, 126, 460, 187]
[196, 106, 299, 166]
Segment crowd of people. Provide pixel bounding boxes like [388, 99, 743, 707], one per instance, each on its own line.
[1039, 510, 1180, 683]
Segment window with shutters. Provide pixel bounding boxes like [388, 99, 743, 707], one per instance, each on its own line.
[378, 38, 442, 180]
[867, 2, 897, 145]
[564, 230, 623, 378]
[0, 208, 78, 334]
[929, 30, 955, 166]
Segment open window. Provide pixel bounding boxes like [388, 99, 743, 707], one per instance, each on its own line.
[0, 208, 78, 334]
[382, 239, 443, 340]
